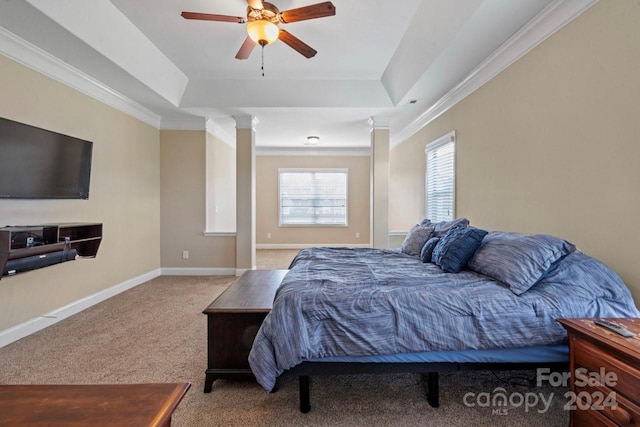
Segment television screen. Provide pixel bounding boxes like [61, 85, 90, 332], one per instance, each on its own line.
[0, 117, 92, 199]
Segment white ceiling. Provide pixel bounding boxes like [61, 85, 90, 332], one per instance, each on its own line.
[0, 0, 573, 149]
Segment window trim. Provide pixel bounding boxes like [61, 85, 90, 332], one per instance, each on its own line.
[425, 131, 456, 222]
[278, 168, 349, 228]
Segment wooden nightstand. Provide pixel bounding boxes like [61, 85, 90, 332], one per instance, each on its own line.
[558, 318, 640, 427]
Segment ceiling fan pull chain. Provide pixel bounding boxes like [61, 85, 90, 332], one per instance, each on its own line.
[261, 44, 265, 77]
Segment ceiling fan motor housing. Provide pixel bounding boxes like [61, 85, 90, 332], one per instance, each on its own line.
[247, 2, 281, 23]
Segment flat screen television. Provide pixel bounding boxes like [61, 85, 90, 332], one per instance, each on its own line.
[0, 117, 93, 199]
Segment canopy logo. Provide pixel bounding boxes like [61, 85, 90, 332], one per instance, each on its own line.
[462, 368, 620, 416]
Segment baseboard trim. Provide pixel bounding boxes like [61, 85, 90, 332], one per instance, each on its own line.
[0, 268, 161, 349]
[256, 243, 372, 249]
[161, 267, 236, 276]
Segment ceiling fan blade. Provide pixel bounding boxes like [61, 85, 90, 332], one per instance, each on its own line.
[181, 11, 245, 23]
[246, 0, 264, 10]
[279, 1, 336, 23]
[278, 29, 317, 58]
[235, 36, 256, 60]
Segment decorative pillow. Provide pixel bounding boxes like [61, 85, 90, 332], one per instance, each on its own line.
[432, 226, 487, 273]
[419, 218, 432, 227]
[420, 237, 440, 263]
[432, 218, 470, 237]
[467, 231, 576, 295]
[401, 225, 435, 256]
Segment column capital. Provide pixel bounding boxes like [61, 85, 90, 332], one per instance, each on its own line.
[233, 115, 259, 130]
[205, 119, 234, 146]
[368, 116, 390, 130]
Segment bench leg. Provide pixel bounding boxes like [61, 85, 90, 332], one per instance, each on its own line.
[424, 372, 439, 408]
[299, 376, 311, 413]
[204, 373, 215, 393]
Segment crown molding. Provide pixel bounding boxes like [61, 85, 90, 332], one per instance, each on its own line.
[205, 119, 235, 147]
[391, 0, 598, 147]
[0, 26, 161, 129]
[256, 146, 371, 157]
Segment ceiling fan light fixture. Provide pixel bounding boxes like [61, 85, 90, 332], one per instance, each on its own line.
[247, 20, 279, 45]
[306, 136, 320, 145]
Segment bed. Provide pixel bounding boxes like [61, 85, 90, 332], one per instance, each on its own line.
[248, 223, 640, 412]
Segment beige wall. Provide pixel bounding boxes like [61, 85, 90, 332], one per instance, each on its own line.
[390, 0, 640, 303]
[206, 132, 236, 232]
[0, 54, 161, 331]
[160, 130, 235, 269]
[256, 155, 371, 245]
[390, 137, 426, 231]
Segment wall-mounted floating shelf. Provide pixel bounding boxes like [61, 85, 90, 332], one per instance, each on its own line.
[0, 223, 102, 279]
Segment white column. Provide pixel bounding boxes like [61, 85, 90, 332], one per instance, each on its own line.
[369, 117, 390, 249]
[234, 115, 258, 274]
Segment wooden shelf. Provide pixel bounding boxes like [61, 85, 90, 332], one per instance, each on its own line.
[0, 223, 102, 279]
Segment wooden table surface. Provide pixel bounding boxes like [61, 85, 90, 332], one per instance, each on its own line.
[558, 318, 640, 355]
[0, 383, 190, 427]
[204, 269, 288, 313]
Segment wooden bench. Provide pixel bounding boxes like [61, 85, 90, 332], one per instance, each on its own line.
[203, 269, 288, 392]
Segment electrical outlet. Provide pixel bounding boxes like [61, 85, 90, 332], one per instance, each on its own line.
[356, 232, 360, 238]
[182, 250, 189, 259]
[267, 233, 272, 239]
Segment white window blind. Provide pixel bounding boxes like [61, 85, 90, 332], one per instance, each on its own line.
[279, 169, 348, 226]
[425, 131, 456, 222]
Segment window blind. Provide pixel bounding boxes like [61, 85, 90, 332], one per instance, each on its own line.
[425, 132, 455, 222]
[279, 169, 348, 226]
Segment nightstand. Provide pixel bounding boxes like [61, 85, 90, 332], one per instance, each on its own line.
[558, 318, 640, 427]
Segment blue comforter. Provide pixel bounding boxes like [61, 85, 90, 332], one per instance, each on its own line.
[248, 247, 639, 391]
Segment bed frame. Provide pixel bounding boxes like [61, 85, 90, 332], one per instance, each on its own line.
[287, 360, 568, 413]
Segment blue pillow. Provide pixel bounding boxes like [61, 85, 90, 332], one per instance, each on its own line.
[432, 226, 488, 273]
[420, 237, 440, 263]
[467, 231, 576, 295]
[401, 224, 434, 256]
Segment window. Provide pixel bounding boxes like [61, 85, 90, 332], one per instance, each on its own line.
[425, 131, 455, 222]
[279, 168, 348, 226]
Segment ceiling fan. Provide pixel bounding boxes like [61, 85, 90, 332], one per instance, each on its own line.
[181, 0, 336, 60]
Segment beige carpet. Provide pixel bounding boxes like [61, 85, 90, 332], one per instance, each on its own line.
[255, 249, 299, 270]
[0, 250, 569, 426]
